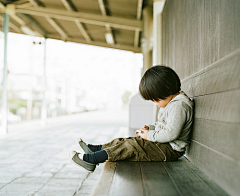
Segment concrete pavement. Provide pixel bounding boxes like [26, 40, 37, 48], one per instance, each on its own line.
[0, 109, 129, 196]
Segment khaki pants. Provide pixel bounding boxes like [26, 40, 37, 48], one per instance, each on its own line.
[102, 136, 184, 162]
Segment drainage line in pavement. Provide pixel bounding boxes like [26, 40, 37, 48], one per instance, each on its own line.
[73, 172, 90, 196]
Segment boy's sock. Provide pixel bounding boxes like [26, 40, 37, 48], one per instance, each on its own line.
[87, 144, 102, 152]
[83, 150, 108, 164]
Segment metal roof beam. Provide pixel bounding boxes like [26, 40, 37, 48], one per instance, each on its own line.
[98, 0, 115, 46]
[61, 0, 91, 43]
[15, 3, 32, 8]
[47, 35, 141, 53]
[98, 0, 107, 16]
[17, 13, 47, 37]
[28, 0, 45, 8]
[74, 20, 91, 42]
[134, 29, 140, 48]
[0, 3, 26, 26]
[0, 3, 46, 36]
[0, 14, 21, 33]
[45, 17, 68, 40]
[15, 7, 143, 31]
[29, 0, 69, 40]
[61, 0, 77, 12]
[137, 0, 143, 20]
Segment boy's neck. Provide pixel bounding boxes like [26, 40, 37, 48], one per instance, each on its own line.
[171, 92, 180, 101]
[163, 92, 180, 108]
[156, 92, 180, 108]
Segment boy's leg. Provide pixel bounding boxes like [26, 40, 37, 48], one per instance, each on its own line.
[103, 137, 150, 161]
[74, 137, 184, 166]
[102, 137, 184, 162]
[146, 142, 184, 161]
[101, 137, 126, 149]
[81, 137, 144, 164]
[101, 137, 146, 151]
[83, 150, 108, 164]
[78, 137, 134, 154]
[88, 144, 102, 152]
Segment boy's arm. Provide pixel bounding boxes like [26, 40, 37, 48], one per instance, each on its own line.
[147, 105, 187, 143]
[145, 124, 155, 130]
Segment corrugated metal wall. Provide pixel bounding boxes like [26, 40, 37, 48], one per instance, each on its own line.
[162, 0, 240, 195]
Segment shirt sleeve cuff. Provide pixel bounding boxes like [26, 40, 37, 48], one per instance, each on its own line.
[147, 130, 155, 141]
[145, 124, 155, 130]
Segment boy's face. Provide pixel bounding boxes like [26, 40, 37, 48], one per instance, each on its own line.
[153, 95, 173, 108]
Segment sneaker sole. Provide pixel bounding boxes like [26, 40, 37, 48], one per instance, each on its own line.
[69, 152, 95, 173]
[76, 138, 93, 154]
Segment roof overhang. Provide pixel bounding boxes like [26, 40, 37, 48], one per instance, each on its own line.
[0, 0, 153, 53]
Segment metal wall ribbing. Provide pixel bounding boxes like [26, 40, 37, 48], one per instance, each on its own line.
[162, 0, 240, 195]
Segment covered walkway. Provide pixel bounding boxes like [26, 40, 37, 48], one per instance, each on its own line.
[0, 109, 128, 196]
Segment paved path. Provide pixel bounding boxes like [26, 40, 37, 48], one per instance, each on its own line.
[0, 110, 129, 196]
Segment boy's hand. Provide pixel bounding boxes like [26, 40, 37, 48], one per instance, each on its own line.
[135, 125, 149, 140]
[142, 125, 149, 130]
[139, 129, 149, 140]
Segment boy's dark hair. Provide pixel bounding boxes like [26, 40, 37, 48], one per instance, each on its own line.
[139, 65, 181, 101]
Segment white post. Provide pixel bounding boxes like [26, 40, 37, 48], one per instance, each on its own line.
[27, 88, 33, 120]
[27, 42, 33, 121]
[153, 0, 165, 65]
[141, 6, 153, 75]
[152, 0, 165, 121]
[1, 13, 9, 135]
[41, 38, 47, 126]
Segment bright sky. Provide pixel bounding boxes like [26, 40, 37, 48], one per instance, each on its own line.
[0, 32, 143, 110]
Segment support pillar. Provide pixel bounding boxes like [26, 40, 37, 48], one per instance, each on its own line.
[153, 0, 165, 65]
[1, 13, 9, 135]
[141, 6, 153, 75]
[41, 38, 47, 126]
[152, 1, 166, 121]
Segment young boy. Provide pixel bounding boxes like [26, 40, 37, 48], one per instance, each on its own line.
[69, 65, 194, 172]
